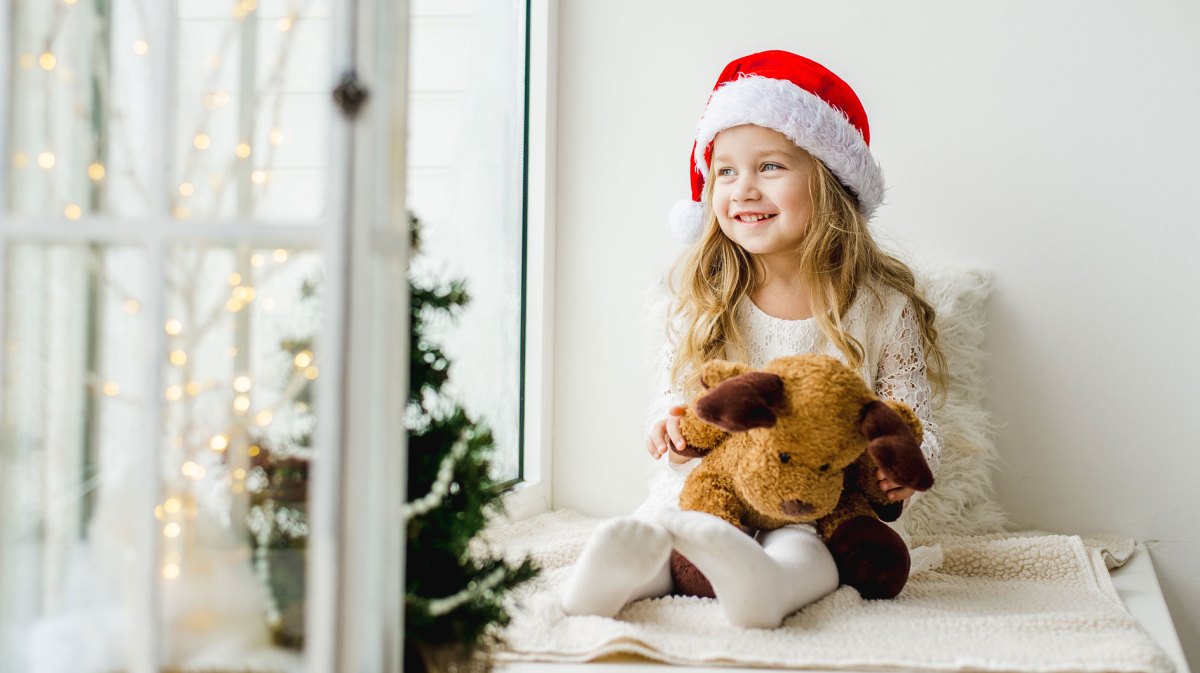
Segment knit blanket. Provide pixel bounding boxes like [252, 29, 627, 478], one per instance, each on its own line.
[485, 510, 1173, 673]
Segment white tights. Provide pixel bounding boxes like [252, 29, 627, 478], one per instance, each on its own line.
[560, 510, 839, 628]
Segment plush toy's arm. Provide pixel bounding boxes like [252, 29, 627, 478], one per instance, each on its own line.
[859, 399, 934, 491]
[678, 464, 749, 532]
[672, 407, 729, 459]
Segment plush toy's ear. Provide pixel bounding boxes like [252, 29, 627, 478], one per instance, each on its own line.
[699, 360, 751, 389]
[858, 400, 934, 491]
[696, 371, 786, 432]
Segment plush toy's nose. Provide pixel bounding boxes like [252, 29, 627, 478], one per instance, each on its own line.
[780, 499, 816, 517]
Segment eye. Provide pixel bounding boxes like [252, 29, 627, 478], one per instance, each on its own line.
[716, 167, 736, 177]
[778, 452, 791, 464]
[761, 162, 783, 172]
[819, 463, 830, 472]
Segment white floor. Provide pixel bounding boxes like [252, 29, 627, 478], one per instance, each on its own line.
[498, 543, 1191, 673]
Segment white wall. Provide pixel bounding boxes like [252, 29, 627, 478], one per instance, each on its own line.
[550, 0, 1199, 667]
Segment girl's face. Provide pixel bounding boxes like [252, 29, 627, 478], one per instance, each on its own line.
[709, 125, 815, 257]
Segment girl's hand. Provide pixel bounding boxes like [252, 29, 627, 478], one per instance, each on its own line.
[876, 467, 915, 502]
[646, 406, 689, 461]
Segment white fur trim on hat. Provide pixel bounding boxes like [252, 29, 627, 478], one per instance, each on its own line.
[668, 200, 706, 244]
[694, 75, 885, 218]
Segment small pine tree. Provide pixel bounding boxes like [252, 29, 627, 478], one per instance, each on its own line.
[404, 215, 538, 671]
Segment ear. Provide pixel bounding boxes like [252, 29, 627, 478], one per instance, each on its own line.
[695, 371, 786, 432]
[699, 360, 751, 389]
[858, 400, 934, 491]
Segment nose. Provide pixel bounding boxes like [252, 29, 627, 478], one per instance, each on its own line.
[731, 174, 760, 201]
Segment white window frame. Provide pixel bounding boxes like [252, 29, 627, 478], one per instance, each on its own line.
[501, 0, 557, 522]
[0, 0, 409, 670]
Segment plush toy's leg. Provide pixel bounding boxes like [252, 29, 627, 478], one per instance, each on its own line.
[560, 517, 672, 618]
[658, 510, 838, 629]
[826, 516, 911, 599]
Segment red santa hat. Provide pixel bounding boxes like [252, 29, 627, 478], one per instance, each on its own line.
[668, 50, 885, 244]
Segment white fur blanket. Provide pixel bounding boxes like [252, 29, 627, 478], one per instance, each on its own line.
[486, 511, 1173, 673]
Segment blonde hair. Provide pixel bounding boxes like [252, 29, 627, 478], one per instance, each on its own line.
[667, 150, 948, 400]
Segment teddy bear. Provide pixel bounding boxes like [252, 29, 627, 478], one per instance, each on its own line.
[669, 353, 934, 600]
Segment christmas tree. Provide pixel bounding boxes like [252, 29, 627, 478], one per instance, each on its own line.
[404, 216, 539, 671]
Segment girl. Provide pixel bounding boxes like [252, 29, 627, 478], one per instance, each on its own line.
[561, 50, 946, 629]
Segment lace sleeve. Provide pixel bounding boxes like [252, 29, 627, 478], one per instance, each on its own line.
[875, 303, 942, 476]
[645, 336, 687, 438]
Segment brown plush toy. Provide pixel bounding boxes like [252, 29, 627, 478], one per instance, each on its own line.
[670, 354, 934, 600]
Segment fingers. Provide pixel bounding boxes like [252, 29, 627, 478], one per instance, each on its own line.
[665, 416, 687, 453]
[877, 467, 913, 501]
[668, 405, 686, 417]
[646, 420, 668, 459]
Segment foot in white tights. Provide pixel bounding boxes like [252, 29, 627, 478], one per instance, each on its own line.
[560, 517, 672, 617]
[657, 509, 839, 628]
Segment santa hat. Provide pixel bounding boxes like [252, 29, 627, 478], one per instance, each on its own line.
[668, 50, 885, 244]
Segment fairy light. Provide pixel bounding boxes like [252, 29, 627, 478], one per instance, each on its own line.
[179, 182, 194, 196]
[181, 461, 205, 479]
[87, 162, 105, 180]
[228, 272, 242, 286]
[193, 133, 211, 150]
[210, 434, 229, 452]
[235, 142, 252, 159]
[241, 0, 259, 11]
[164, 522, 181, 538]
[293, 350, 313, 368]
[251, 170, 267, 184]
[185, 381, 201, 396]
[272, 249, 288, 263]
[269, 129, 284, 145]
[12, 152, 29, 168]
[248, 444, 261, 457]
[123, 299, 140, 314]
[39, 52, 56, 71]
[164, 498, 182, 514]
[233, 375, 252, 392]
[168, 350, 188, 366]
[173, 205, 191, 220]
[165, 385, 183, 401]
[163, 564, 180, 580]
[226, 298, 244, 312]
[154, 505, 165, 521]
[250, 254, 265, 267]
[233, 4, 248, 20]
[233, 468, 247, 480]
[277, 15, 294, 32]
[132, 40, 149, 55]
[64, 204, 82, 220]
[304, 366, 319, 380]
[164, 319, 182, 335]
[254, 410, 273, 426]
[233, 395, 251, 414]
[102, 382, 120, 396]
[37, 152, 55, 169]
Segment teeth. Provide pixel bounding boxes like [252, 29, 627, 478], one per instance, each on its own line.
[736, 213, 773, 222]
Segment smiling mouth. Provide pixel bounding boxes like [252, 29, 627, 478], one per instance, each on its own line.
[734, 213, 777, 224]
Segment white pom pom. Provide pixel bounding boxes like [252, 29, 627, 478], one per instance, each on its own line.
[667, 200, 705, 244]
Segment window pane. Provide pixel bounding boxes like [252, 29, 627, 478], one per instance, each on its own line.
[159, 244, 322, 661]
[408, 0, 526, 482]
[5, 0, 333, 223]
[0, 243, 148, 670]
[0, 243, 324, 669]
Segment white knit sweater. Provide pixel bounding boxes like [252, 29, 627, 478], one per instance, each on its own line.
[637, 284, 943, 519]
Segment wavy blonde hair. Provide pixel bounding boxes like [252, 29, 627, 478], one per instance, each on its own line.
[667, 149, 948, 400]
